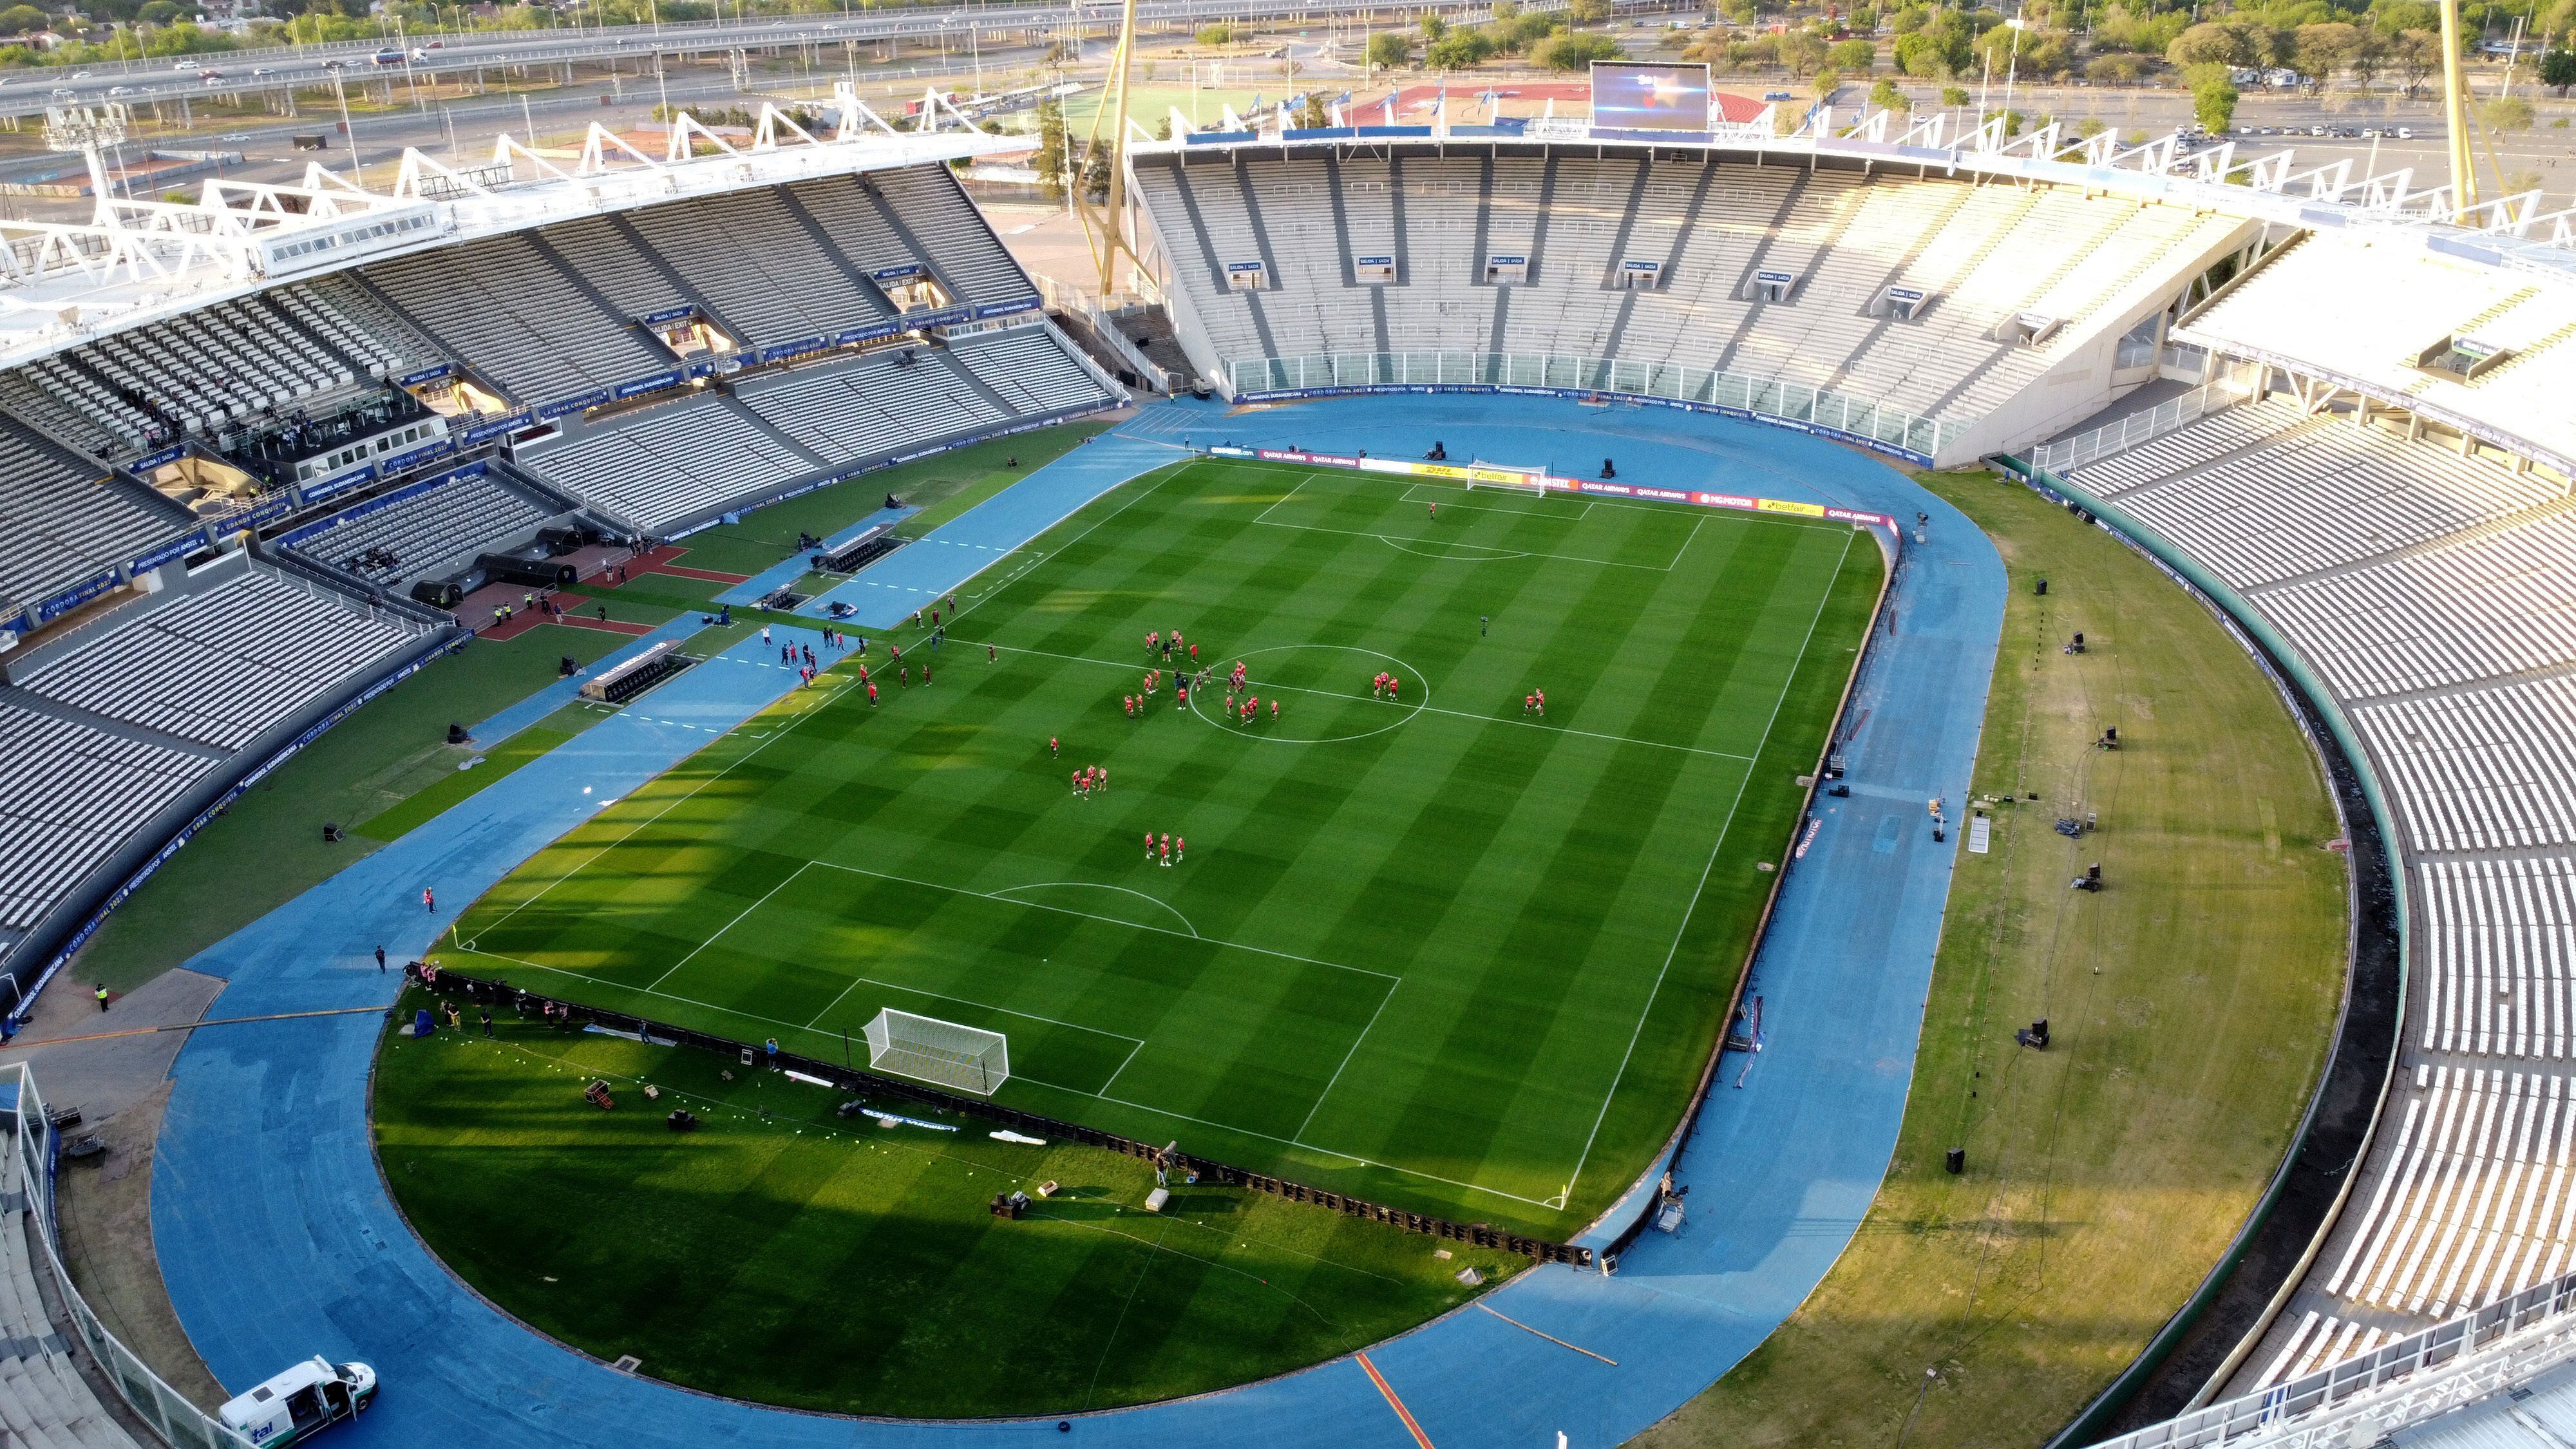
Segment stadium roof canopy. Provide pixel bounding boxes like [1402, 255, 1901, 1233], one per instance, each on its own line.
[0, 86, 1016, 372]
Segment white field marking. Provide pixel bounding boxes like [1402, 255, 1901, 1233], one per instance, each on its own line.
[474, 677, 850, 940]
[795, 974, 1145, 1048]
[1378, 536, 1533, 563]
[1396, 480, 1595, 518]
[646, 860, 811, 993]
[988, 881, 1200, 937]
[1558, 527, 1859, 1205]
[451, 945, 1135, 1096]
[1179, 642, 1429, 746]
[1095, 1036, 1150, 1097]
[458, 946, 1553, 1213]
[1292, 974, 1403, 1141]
[802, 858, 1398, 983]
[1248, 515, 1683, 573]
[1245, 470, 1327, 527]
[980, 639, 1757, 765]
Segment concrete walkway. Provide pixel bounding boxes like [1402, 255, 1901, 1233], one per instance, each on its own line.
[147, 395, 2004, 1449]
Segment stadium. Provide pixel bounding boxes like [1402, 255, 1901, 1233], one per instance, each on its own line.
[0, 11, 2570, 1449]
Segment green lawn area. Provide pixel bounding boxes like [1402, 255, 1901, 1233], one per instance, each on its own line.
[71, 629, 630, 990]
[1636, 472, 2349, 1449]
[434, 458, 1882, 1238]
[373, 999, 1526, 1416]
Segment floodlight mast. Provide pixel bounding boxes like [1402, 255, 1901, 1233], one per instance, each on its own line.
[2436, 0, 2476, 206]
[1074, 0, 1146, 298]
[43, 104, 127, 223]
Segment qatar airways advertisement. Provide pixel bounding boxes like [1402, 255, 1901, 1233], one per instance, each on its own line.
[1589, 62, 1713, 132]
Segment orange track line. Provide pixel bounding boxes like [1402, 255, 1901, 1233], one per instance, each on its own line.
[1355, 1352, 1435, 1449]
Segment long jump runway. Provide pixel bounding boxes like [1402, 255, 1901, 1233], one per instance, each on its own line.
[149, 394, 2005, 1449]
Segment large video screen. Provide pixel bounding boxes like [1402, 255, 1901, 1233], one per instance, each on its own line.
[1590, 62, 1713, 131]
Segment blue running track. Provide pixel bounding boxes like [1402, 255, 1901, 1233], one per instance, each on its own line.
[797, 431, 1194, 627]
[150, 395, 2003, 1449]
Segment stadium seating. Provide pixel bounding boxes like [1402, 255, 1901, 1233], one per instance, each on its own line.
[0, 415, 196, 620]
[0, 1122, 146, 1449]
[0, 701, 214, 933]
[735, 350, 1003, 462]
[857, 165, 1040, 308]
[362, 231, 667, 408]
[2182, 231, 2576, 472]
[14, 569, 430, 750]
[950, 328, 1117, 416]
[1135, 151, 2240, 432]
[618, 187, 894, 346]
[523, 393, 817, 531]
[2063, 383, 2576, 1367]
[292, 472, 556, 586]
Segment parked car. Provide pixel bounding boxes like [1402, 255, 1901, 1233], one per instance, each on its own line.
[220, 1358, 377, 1448]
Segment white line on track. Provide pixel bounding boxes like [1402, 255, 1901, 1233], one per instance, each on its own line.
[1557, 528, 1860, 1204]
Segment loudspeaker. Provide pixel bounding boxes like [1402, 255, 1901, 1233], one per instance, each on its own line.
[2035, 578, 2048, 596]
[1945, 1148, 1965, 1175]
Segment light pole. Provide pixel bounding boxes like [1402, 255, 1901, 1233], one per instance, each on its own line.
[330, 69, 357, 178]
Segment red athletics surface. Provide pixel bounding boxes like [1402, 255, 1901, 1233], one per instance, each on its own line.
[1343, 81, 1764, 125]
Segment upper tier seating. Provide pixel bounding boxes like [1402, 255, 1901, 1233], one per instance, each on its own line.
[619, 187, 892, 346]
[1137, 151, 2241, 429]
[16, 569, 428, 750]
[857, 166, 1040, 308]
[362, 231, 667, 408]
[2182, 232, 2576, 473]
[0, 416, 193, 620]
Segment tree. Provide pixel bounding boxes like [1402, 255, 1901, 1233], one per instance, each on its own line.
[2289, 21, 2359, 90]
[1829, 37, 1875, 70]
[1779, 26, 1830, 71]
[1367, 30, 1412, 69]
[1033, 99, 1067, 203]
[1297, 92, 1331, 128]
[2388, 28, 2438, 97]
[2541, 47, 2576, 95]
[1490, 0, 1520, 17]
[1719, 0, 1758, 24]
[2189, 63, 2239, 129]
[1566, 0, 1611, 22]
[1427, 29, 1492, 68]
[135, 0, 179, 21]
[2479, 93, 2535, 131]
[1533, 28, 1623, 69]
[2371, 0, 2438, 34]
[0, 3, 45, 29]
[1940, 84, 1969, 106]
[1195, 22, 1231, 46]
[1810, 64, 1841, 97]
[1849, 5, 1879, 32]
[2087, 52, 2148, 82]
[2168, 20, 2257, 68]
[1869, 76, 1909, 109]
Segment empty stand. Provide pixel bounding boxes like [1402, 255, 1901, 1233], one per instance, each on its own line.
[0, 415, 194, 619]
[524, 393, 813, 531]
[363, 231, 665, 408]
[0, 701, 213, 931]
[17, 569, 428, 750]
[949, 328, 1115, 416]
[294, 473, 554, 585]
[0, 1112, 146, 1449]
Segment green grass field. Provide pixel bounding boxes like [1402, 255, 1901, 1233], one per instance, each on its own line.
[1638, 473, 2348, 1449]
[372, 1002, 1528, 1415]
[435, 458, 1882, 1236]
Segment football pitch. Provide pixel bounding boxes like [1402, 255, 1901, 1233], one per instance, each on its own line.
[444, 456, 1885, 1235]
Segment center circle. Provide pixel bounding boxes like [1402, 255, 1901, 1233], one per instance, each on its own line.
[1183, 644, 1430, 745]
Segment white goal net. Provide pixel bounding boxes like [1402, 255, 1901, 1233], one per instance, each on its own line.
[862, 1008, 1010, 1095]
[1459, 462, 1555, 494]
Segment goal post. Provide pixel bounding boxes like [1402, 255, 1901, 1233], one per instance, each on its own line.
[862, 1008, 1010, 1096]
[1456, 462, 1558, 495]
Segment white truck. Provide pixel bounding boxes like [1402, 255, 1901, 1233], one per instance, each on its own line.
[218, 1358, 377, 1446]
